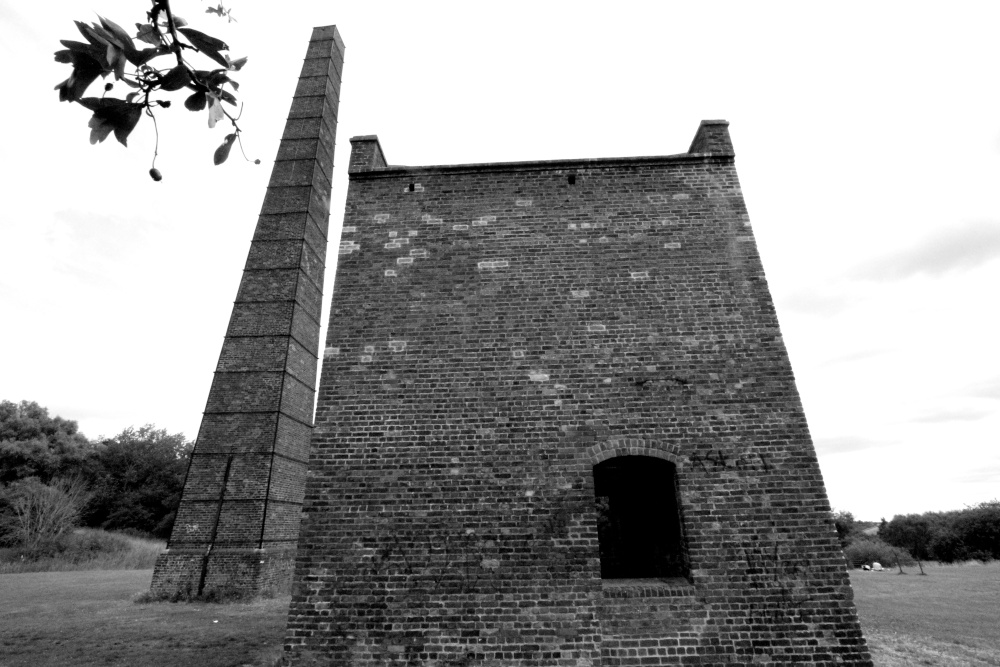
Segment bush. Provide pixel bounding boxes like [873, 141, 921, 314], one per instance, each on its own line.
[951, 501, 1000, 562]
[0, 528, 164, 573]
[832, 510, 856, 549]
[844, 535, 916, 569]
[879, 501, 1000, 563]
[3, 527, 130, 562]
[0, 476, 91, 550]
[82, 426, 190, 538]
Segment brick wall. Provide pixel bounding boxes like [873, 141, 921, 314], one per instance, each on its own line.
[283, 121, 872, 665]
[150, 25, 344, 598]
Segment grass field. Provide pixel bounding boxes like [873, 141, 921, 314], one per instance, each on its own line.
[0, 570, 287, 666]
[1, 563, 997, 666]
[0, 530, 164, 574]
[849, 561, 1000, 666]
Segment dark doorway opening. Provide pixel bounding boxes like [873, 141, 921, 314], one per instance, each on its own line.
[593, 456, 687, 579]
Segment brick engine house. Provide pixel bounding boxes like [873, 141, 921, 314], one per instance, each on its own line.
[155, 26, 872, 667]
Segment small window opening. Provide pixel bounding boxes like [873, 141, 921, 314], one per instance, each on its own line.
[568, 174, 576, 185]
[594, 456, 687, 579]
[408, 183, 415, 192]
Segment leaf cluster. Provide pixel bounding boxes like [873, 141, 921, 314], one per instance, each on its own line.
[54, 0, 250, 171]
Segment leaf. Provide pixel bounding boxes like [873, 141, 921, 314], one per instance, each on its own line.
[77, 97, 103, 112]
[184, 91, 207, 111]
[83, 98, 143, 146]
[58, 39, 106, 61]
[135, 47, 167, 66]
[228, 56, 247, 71]
[172, 15, 188, 28]
[206, 94, 225, 128]
[87, 22, 123, 51]
[159, 66, 191, 91]
[54, 52, 107, 102]
[178, 27, 230, 69]
[177, 27, 228, 52]
[213, 133, 236, 165]
[218, 89, 237, 106]
[197, 69, 231, 89]
[98, 16, 136, 53]
[88, 114, 114, 144]
[76, 21, 109, 48]
[135, 23, 159, 46]
[112, 104, 143, 146]
[105, 43, 126, 80]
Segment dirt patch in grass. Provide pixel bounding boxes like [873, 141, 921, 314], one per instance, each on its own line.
[0, 569, 287, 667]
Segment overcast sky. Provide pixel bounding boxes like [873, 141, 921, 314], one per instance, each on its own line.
[1, 1, 998, 521]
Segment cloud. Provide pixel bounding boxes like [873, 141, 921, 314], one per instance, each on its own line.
[855, 220, 1000, 280]
[966, 377, 1000, 400]
[912, 407, 993, 423]
[820, 348, 888, 368]
[954, 461, 1000, 485]
[776, 290, 848, 315]
[0, 5, 42, 48]
[43, 209, 165, 286]
[813, 435, 890, 455]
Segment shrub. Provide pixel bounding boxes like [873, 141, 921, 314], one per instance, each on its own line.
[950, 501, 1000, 562]
[82, 426, 190, 538]
[879, 514, 936, 561]
[0, 476, 91, 550]
[0, 528, 163, 573]
[844, 535, 916, 569]
[832, 510, 856, 549]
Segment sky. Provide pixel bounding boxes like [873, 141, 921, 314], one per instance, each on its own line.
[1, 1, 998, 521]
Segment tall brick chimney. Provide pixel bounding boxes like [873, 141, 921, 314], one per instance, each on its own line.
[150, 25, 344, 597]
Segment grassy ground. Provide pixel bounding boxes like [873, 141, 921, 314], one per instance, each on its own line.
[849, 561, 1000, 666]
[0, 570, 287, 667]
[1, 562, 997, 666]
[0, 530, 164, 574]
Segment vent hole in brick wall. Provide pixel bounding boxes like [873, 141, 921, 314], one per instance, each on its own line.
[568, 174, 576, 185]
[408, 183, 415, 192]
[594, 455, 688, 579]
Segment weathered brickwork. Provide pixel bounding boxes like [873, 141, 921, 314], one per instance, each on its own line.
[283, 121, 872, 665]
[150, 25, 344, 598]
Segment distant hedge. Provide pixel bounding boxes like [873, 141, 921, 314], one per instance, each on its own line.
[843, 535, 915, 569]
[879, 501, 1000, 563]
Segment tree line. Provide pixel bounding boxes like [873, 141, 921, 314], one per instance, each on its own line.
[833, 502, 1000, 569]
[878, 504, 1000, 563]
[0, 400, 191, 553]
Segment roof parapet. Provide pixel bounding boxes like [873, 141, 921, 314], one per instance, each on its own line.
[688, 120, 734, 156]
[349, 135, 388, 173]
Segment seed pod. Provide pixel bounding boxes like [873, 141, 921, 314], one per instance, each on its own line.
[149, 168, 163, 182]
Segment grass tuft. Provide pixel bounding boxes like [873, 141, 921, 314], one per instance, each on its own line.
[0, 528, 163, 573]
